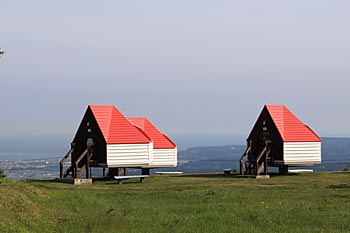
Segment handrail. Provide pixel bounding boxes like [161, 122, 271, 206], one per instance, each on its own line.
[256, 146, 267, 164]
[75, 149, 88, 166]
[60, 148, 73, 165]
[62, 166, 73, 178]
[240, 146, 251, 175]
[77, 152, 94, 178]
[59, 148, 73, 178]
[239, 146, 251, 163]
[240, 140, 271, 176]
[74, 149, 89, 178]
[257, 163, 265, 175]
[255, 141, 271, 176]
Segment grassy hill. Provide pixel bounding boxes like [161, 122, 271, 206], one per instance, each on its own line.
[1, 172, 350, 232]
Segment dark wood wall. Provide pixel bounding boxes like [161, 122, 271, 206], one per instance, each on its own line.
[247, 106, 283, 164]
[72, 107, 107, 166]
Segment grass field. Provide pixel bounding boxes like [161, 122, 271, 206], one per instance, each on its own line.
[1, 172, 350, 232]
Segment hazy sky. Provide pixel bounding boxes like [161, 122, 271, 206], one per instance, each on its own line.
[1, 1, 350, 151]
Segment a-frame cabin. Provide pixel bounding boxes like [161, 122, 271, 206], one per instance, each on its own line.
[240, 104, 321, 176]
[60, 105, 153, 179]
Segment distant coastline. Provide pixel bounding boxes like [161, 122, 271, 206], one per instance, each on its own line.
[1, 137, 350, 180]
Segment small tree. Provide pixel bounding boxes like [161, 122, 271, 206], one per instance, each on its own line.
[0, 47, 4, 57]
[0, 168, 6, 178]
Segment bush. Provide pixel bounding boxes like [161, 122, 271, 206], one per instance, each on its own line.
[0, 168, 6, 178]
[342, 167, 349, 172]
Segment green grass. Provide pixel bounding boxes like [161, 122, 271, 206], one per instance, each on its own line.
[1, 172, 350, 232]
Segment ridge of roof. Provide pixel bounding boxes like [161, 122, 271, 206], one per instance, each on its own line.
[89, 105, 113, 140]
[265, 104, 320, 142]
[89, 105, 152, 144]
[127, 117, 146, 130]
[128, 117, 176, 149]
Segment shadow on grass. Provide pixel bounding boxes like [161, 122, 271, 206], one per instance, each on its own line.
[328, 184, 350, 189]
[181, 173, 236, 179]
[23, 177, 149, 186]
[22, 172, 301, 185]
[92, 177, 113, 182]
[180, 172, 300, 179]
[23, 179, 56, 183]
[269, 172, 300, 177]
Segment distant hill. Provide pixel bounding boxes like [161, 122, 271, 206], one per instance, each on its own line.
[320, 137, 350, 161]
[178, 145, 245, 160]
[175, 137, 350, 173]
[176, 145, 245, 173]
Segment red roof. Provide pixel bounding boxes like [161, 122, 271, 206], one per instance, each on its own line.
[266, 105, 321, 142]
[128, 117, 176, 149]
[89, 105, 151, 144]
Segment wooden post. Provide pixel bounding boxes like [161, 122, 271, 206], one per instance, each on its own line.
[103, 168, 106, 178]
[59, 148, 73, 178]
[264, 153, 268, 175]
[74, 163, 78, 178]
[142, 168, 150, 175]
[70, 143, 75, 178]
[86, 151, 90, 179]
[60, 163, 63, 178]
[108, 168, 118, 179]
[279, 165, 288, 175]
[123, 168, 127, 176]
[248, 140, 252, 161]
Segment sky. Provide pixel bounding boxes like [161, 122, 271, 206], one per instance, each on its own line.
[1, 1, 350, 154]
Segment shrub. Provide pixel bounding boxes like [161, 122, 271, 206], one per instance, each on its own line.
[0, 168, 6, 178]
[342, 167, 349, 172]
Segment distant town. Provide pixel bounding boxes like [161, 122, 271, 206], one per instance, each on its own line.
[1, 137, 350, 180]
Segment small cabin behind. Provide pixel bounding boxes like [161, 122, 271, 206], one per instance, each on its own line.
[128, 117, 177, 168]
[240, 104, 321, 176]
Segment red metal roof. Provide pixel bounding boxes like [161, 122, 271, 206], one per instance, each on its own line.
[128, 117, 176, 149]
[89, 105, 152, 144]
[266, 105, 321, 142]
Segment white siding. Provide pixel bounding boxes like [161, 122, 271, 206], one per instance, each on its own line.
[147, 148, 177, 168]
[106, 143, 153, 167]
[283, 142, 321, 166]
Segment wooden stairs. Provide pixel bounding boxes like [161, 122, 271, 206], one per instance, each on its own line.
[59, 147, 94, 179]
[240, 140, 271, 176]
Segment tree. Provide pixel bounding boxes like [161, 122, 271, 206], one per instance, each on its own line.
[0, 47, 4, 57]
[0, 168, 6, 178]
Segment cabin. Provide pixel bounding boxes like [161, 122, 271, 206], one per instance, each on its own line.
[128, 117, 177, 170]
[59, 105, 176, 179]
[240, 104, 321, 176]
